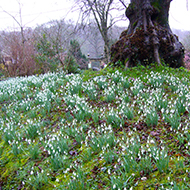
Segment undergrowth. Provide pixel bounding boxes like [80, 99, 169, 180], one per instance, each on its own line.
[0, 65, 190, 189]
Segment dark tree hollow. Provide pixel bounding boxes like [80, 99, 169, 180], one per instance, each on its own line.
[111, 0, 185, 68]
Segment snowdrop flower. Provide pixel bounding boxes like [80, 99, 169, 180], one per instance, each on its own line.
[56, 178, 59, 182]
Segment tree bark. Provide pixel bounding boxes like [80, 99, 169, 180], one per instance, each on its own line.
[111, 0, 185, 68]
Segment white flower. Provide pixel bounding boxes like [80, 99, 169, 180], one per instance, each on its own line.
[56, 178, 59, 182]
[141, 177, 147, 181]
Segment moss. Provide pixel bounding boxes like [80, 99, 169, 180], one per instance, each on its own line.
[151, 1, 161, 11]
[132, 20, 138, 28]
[127, 2, 136, 10]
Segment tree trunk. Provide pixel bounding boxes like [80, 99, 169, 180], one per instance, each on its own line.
[103, 32, 111, 64]
[111, 0, 185, 68]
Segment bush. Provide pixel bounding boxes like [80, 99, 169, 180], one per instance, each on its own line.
[35, 34, 61, 73]
[64, 54, 80, 74]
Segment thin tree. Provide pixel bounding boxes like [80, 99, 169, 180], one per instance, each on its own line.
[111, 0, 186, 68]
[85, 22, 104, 57]
[1, 0, 29, 75]
[75, 0, 125, 64]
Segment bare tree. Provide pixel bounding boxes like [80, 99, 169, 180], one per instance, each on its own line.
[33, 19, 80, 71]
[1, 1, 25, 44]
[0, 29, 36, 76]
[34, 19, 76, 66]
[74, 0, 126, 63]
[1, 0, 36, 76]
[84, 22, 104, 57]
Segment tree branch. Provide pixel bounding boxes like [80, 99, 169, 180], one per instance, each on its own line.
[118, 0, 127, 8]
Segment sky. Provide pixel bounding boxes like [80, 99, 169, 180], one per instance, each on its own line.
[0, 0, 190, 31]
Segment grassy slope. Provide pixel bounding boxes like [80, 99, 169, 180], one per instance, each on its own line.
[0, 65, 190, 189]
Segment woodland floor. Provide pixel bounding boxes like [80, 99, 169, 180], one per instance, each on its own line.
[0, 65, 190, 190]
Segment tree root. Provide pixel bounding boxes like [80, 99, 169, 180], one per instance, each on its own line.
[111, 0, 184, 68]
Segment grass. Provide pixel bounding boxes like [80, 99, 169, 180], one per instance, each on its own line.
[0, 65, 190, 189]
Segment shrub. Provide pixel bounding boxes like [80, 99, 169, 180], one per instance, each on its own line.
[35, 34, 61, 73]
[64, 54, 79, 74]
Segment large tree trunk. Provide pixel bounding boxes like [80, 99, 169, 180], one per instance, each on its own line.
[111, 0, 185, 68]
